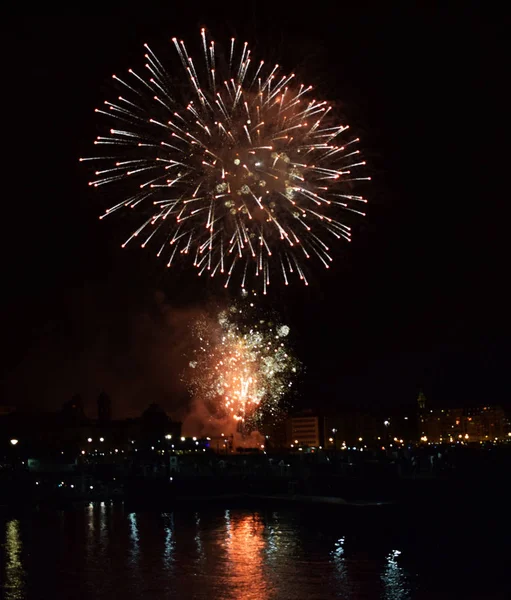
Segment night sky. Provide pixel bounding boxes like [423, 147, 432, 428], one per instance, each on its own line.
[1, 5, 508, 418]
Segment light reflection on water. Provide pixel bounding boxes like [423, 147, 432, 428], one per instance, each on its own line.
[224, 512, 269, 600]
[194, 512, 204, 567]
[162, 512, 175, 569]
[0, 504, 452, 600]
[99, 502, 108, 558]
[128, 512, 139, 564]
[3, 519, 25, 600]
[382, 550, 410, 600]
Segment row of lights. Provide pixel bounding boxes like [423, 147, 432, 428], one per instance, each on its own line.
[421, 433, 511, 443]
[9, 431, 511, 449]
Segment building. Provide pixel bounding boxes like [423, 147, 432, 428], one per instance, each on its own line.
[419, 408, 464, 442]
[0, 398, 182, 459]
[323, 412, 381, 447]
[61, 395, 86, 421]
[260, 418, 287, 449]
[97, 392, 112, 422]
[323, 406, 417, 448]
[464, 406, 506, 442]
[287, 411, 320, 447]
[504, 411, 511, 439]
[419, 404, 507, 443]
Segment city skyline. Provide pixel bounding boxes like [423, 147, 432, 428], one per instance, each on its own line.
[2, 389, 509, 452]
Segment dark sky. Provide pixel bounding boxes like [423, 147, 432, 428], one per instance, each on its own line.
[0, 4, 508, 418]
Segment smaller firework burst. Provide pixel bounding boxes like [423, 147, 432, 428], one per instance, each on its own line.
[186, 292, 299, 432]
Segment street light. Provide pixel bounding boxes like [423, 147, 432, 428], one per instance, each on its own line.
[10, 439, 19, 446]
[99, 437, 104, 442]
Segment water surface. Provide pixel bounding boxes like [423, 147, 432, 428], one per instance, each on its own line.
[1, 503, 508, 599]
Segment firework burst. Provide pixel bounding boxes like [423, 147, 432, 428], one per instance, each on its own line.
[186, 292, 299, 431]
[82, 29, 369, 293]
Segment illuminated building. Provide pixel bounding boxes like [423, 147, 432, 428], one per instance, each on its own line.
[323, 408, 417, 447]
[419, 408, 464, 442]
[464, 406, 506, 442]
[288, 411, 320, 447]
[419, 404, 507, 443]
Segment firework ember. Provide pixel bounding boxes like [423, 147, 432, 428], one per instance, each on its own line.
[82, 29, 369, 292]
[186, 292, 298, 431]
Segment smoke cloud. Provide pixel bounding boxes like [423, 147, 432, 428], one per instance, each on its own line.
[4, 281, 206, 420]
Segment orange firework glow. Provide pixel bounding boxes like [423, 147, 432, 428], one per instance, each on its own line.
[187, 293, 298, 430]
[215, 334, 261, 421]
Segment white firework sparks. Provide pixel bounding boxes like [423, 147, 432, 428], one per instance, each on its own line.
[82, 28, 369, 293]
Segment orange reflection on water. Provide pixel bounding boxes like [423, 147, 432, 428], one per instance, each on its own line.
[225, 512, 268, 600]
